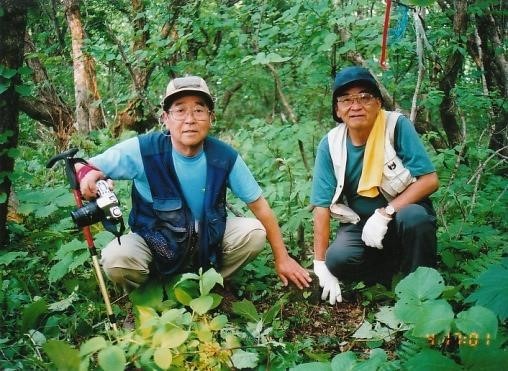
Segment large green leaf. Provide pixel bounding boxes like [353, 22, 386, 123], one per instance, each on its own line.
[395, 267, 445, 302]
[412, 300, 454, 337]
[200, 268, 223, 295]
[154, 347, 172, 369]
[189, 295, 213, 315]
[405, 349, 461, 370]
[79, 336, 108, 357]
[0, 251, 28, 266]
[97, 345, 126, 371]
[455, 306, 498, 340]
[291, 363, 332, 371]
[43, 340, 81, 370]
[330, 351, 357, 370]
[232, 299, 260, 322]
[465, 258, 508, 321]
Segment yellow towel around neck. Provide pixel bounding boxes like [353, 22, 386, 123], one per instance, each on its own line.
[357, 109, 386, 197]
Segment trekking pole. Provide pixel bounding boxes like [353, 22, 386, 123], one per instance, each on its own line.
[47, 148, 118, 332]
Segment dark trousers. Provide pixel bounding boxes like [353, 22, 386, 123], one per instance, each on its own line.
[325, 201, 437, 286]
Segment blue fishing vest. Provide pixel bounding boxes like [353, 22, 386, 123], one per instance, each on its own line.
[129, 132, 238, 274]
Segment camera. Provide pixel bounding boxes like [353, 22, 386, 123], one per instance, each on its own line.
[71, 180, 123, 228]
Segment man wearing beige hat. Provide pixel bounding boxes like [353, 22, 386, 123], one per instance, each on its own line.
[75, 75, 311, 292]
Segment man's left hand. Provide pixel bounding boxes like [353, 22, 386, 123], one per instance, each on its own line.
[361, 209, 392, 249]
[275, 256, 312, 289]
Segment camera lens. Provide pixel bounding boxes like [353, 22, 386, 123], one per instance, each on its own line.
[71, 201, 105, 227]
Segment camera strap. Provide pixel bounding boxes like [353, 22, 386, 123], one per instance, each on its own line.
[102, 218, 126, 244]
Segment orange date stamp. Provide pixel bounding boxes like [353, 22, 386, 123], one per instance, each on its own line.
[427, 332, 492, 347]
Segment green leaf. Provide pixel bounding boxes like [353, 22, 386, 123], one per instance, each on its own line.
[22, 299, 48, 332]
[34, 203, 59, 218]
[330, 351, 357, 370]
[404, 349, 461, 371]
[48, 254, 74, 283]
[395, 298, 434, 324]
[0, 251, 28, 266]
[412, 300, 454, 337]
[291, 363, 332, 371]
[0, 192, 6, 203]
[465, 258, 508, 321]
[189, 295, 213, 315]
[97, 345, 126, 371]
[14, 84, 32, 96]
[231, 349, 259, 369]
[154, 347, 172, 369]
[174, 286, 193, 306]
[0, 82, 8, 94]
[79, 336, 108, 357]
[232, 299, 260, 322]
[209, 314, 228, 331]
[354, 348, 387, 371]
[200, 268, 223, 295]
[460, 343, 508, 370]
[156, 327, 189, 348]
[43, 340, 81, 370]
[455, 306, 498, 340]
[262, 297, 284, 324]
[0, 67, 16, 78]
[130, 280, 163, 308]
[395, 267, 445, 302]
[375, 306, 406, 330]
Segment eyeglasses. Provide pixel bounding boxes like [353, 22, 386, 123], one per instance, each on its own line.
[337, 93, 377, 108]
[168, 106, 210, 121]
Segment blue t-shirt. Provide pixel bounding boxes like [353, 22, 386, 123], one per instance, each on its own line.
[311, 115, 436, 217]
[90, 136, 262, 221]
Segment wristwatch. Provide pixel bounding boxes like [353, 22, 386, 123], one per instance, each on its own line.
[385, 204, 396, 217]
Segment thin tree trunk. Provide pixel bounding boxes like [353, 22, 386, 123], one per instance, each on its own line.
[437, 0, 467, 147]
[0, 0, 34, 247]
[64, 0, 105, 133]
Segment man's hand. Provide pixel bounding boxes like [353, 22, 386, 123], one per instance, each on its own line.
[361, 209, 391, 249]
[75, 163, 108, 200]
[313, 260, 342, 305]
[275, 255, 311, 289]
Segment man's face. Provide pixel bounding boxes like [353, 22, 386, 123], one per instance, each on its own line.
[162, 95, 213, 156]
[335, 85, 381, 132]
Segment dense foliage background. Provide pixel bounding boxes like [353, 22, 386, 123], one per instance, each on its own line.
[0, 0, 506, 369]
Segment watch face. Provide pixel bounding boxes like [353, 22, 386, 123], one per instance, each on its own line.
[386, 205, 395, 216]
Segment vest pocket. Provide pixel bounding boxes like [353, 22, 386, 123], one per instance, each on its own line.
[381, 149, 415, 196]
[206, 205, 227, 247]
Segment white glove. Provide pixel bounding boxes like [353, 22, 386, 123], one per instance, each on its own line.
[313, 260, 342, 305]
[361, 209, 391, 249]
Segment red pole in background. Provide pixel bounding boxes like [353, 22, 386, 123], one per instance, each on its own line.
[380, 0, 392, 70]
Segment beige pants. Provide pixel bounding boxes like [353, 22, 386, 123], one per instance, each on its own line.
[100, 217, 266, 290]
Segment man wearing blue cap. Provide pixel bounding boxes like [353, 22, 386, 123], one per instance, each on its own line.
[76, 75, 311, 292]
[311, 66, 439, 305]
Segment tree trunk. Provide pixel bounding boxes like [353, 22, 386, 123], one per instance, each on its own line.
[19, 33, 75, 145]
[0, 0, 34, 247]
[475, 8, 508, 157]
[64, 0, 105, 133]
[437, 0, 467, 147]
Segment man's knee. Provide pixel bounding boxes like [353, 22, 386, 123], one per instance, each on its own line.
[397, 204, 436, 231]
[325, 244, 363, 276]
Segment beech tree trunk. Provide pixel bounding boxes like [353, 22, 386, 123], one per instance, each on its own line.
[63, 0, 105, 133]
[0, 0, 34, 247]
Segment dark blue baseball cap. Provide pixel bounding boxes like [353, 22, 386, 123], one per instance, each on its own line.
[332, 66, 382, 122]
